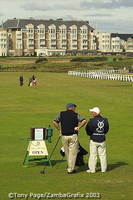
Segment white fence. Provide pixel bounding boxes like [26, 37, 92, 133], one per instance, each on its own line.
[68, 70, 133, 82]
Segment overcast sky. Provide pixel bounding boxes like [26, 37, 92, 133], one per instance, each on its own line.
[0, 0, 133, 33]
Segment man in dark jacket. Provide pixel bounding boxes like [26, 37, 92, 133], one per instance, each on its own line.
[53, 103, 87, 174]
[19, 75, 24, 86]
[85, 107, 109, 173]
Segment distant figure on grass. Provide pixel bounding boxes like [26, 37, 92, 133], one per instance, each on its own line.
[28, 77, 32, 86]
[53, 103, 87, 174]
[85, 107, 109, 173]
[19, 75, 24, 86]
[28, 75, 37, 86]
[32, 75, 37, 86]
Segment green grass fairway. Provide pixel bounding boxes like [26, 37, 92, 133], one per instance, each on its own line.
[0, 72, 133, 200]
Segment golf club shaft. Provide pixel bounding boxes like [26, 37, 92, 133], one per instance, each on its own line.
[40, 136, 61, 173]
[49, 136, 61, 160]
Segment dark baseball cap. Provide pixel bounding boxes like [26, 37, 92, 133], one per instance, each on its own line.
[66, 103, 77, 108]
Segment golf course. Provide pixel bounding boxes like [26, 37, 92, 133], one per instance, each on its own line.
[0, 62, 133, 199]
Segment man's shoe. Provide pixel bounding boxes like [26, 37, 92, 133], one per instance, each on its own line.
[68, 170, 76, 174]
[86, 169, 95, 173]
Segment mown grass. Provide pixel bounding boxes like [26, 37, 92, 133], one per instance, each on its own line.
[0, 72, 133, 200]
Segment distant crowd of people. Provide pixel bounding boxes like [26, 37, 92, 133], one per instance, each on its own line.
[19, 75, 37, 87]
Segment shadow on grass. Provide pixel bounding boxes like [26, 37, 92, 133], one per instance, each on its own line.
[26, 159, 66, 168]
[76, 162, 128, 173]
[95, 161, 128, 172]
[50, 159, 66, 166]
[76, 164, 88, 173]
[107, 161, 128, 171]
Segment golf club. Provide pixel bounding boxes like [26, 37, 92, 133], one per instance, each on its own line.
[40, 136, 61, 174]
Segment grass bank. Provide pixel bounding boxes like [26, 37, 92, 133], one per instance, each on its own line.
[0, 56, 133, 72]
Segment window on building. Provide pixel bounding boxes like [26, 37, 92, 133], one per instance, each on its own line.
[83, 35, 87, 39]
[51, 40, 56, 45]
[83, 40, 88, 44]
[40, 28, 45, 33]
[17, 34, 22, 37]
[48, 29, 56, 34]
[62, 40, 67, 44]
[72, 45, 77, 49]
[71, 29, 77, 34]
[28, 29, 34, 33]
[40, 34, 45, 39]
[29, 39, 34, 43]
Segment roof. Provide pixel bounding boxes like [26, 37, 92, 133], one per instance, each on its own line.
[2, 18, 94, 31]
[111, 33, 133, 40]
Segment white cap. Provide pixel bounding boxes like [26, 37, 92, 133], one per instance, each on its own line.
[89, 107, 100, 114]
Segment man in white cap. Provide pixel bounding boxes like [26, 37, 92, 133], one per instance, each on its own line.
[53, 103, 87, 174]
[85, 107, 109, 173]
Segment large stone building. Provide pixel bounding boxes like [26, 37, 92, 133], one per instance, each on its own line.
[0, 18, 96, 56]
[0, 28, 8, 56]
[0, 18, 133, 56]
[97, 32, 133, 53]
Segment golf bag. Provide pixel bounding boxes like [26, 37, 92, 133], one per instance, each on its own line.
[60, 143, 88, 166]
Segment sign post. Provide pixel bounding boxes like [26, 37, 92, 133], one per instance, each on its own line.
[23, 127, 53, 167]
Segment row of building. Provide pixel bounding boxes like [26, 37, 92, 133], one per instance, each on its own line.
[0, 18, 133, 57]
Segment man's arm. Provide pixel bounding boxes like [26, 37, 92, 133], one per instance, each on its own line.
[53, 113, 61, 136]
[53, 121, 62, 136]
[85, 120, 93, 136]
[53, 121, 60, 131]
[104, 118, 109, 134]
[74, 119, 87, 131]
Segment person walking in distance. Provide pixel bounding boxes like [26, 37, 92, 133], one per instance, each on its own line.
[85, 107, 109, 173]
[19, 75, 24, 86]
[53, 103, 87, 174]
